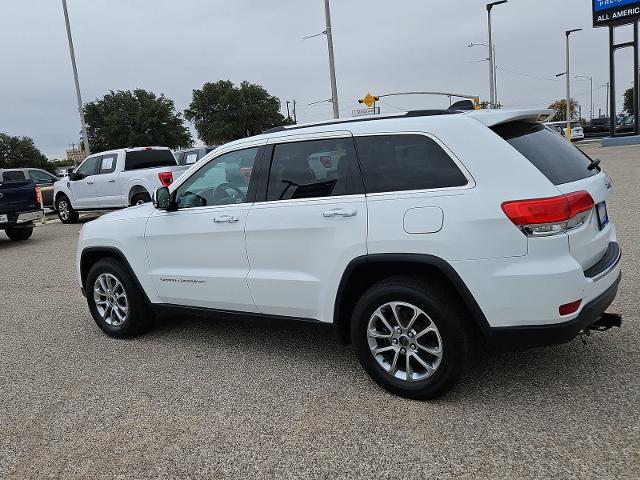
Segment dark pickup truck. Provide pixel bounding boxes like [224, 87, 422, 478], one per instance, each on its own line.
[0, 179, 43, 241]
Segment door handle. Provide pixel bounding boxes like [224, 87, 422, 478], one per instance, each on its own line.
[213, 215, 239, 223]
[107, 179, 116, 183]
[86, 180, 94, 185]
[323, 208, 357, 218]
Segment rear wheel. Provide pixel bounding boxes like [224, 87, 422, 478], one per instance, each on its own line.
[131, 192, 151, 206]
[5, 226, 33, 241]
[85, 258, 154, 338]
[351, 275, 470, 400]
[56, 195, 79, 224]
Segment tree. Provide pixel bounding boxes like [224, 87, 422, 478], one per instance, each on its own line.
[548, 99, 579, 121]
[0, 133, 51, 171]
[84, 89, 192, 152]
[623, 87, 634, 115]
[185, 80, 288, 144]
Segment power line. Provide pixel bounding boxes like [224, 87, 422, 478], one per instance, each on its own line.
[496, 66, 559, 82]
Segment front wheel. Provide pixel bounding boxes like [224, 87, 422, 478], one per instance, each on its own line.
[5, 226, 33, 241]
[85, 258, 154, 338]
[351, 275, 470, 400]
[56, 195, 79, 224]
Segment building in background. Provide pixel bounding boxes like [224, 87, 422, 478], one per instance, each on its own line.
[66, 145, 86, 164]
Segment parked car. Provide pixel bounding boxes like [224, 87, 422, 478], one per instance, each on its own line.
[617, 116, 635, 134]
[0, 168, 58, 207]
[76, 109, 621, 399]
[0, 178, 43, 241]
[584, 117, 611, 135]
[173, 146, 218, 166]
[544, 121, 584, 141]
[53, 147, 189, 224]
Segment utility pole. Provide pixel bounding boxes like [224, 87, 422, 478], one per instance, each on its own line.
[565, 29, 582, 141]
[575, 75, 594, 121]
[486, 1, 507, 109]
[286, 101, 291, 120]
[604, 82, 610, 117]
[324, 0, 339, 118]
[292, 100, 297, 123]
[62, 0, 90, 156]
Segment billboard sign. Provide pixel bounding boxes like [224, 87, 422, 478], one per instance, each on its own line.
[593, 0, 640, 27]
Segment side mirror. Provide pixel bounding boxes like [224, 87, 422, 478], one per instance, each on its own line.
[154, 186, 176, 211]
[68, 172, 80, 181]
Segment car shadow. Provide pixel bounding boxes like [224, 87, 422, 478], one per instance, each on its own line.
[148, 312, 617, 401]
[0, 232, 47, 249]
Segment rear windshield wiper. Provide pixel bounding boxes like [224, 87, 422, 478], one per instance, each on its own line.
[587, 158, 601, 171]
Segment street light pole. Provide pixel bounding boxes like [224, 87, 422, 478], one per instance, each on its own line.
[324, 0, 339, 119]
[469, 42, 500, 107]
[565, 29, 582, 141]
[62, 0, 90, 156]
[575, 75, 593, 121]
[486, 1, 507, 109]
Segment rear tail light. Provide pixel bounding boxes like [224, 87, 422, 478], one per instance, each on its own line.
[158, 171, 173, 187]
[501, 191, 594, 237]
[35, 186, 43, 207]
[559, 299, 582, 316]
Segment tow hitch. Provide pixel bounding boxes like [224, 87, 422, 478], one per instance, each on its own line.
[580, 313, 622, 343]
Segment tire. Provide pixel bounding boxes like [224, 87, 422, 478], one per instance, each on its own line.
[350, 275, 470, 400]
[131, 192, 151, 206]
[5, 226, 33, 241]
[85, 258, 154, 338]
[56, 194, 79, 224]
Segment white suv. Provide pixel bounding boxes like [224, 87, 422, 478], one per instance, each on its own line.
[76, 109, 622, 399]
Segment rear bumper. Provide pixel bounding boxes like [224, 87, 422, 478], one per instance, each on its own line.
[0, 209, 43, 228]
[489, 272, 621, 350]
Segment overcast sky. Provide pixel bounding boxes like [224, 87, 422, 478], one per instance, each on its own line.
[0, 0, 636, 158]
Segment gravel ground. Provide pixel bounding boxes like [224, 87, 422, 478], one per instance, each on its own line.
[1, 143, 638, 479]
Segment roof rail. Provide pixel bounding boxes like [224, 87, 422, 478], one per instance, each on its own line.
[262, 109, 463, 135]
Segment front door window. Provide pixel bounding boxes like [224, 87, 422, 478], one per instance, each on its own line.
[174, 147, 258, 208]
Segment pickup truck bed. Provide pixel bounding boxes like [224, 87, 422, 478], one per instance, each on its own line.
[0, 179, 43, 241]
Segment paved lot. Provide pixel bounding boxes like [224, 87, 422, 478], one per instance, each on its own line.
[1, 143, 639, 479]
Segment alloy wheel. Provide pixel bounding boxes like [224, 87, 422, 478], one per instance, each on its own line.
[367, 301, 443, 382]
[58, 200, 69, 221]
[93, 273, 129, 327]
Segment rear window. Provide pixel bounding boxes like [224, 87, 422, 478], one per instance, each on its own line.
[492, 122, 597, 185]
[1, 171, 26, 181]
[124, 150, 177, 170]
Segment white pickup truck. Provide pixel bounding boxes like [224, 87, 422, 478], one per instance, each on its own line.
[53, 147, 189, 224]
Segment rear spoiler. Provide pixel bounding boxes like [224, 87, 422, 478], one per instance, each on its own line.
[465, 109, 554, 128]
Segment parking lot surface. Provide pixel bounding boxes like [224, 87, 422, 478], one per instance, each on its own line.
[1, 143, 639, 479]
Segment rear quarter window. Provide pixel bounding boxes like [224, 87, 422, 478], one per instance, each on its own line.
[125, 150, 177, 170]
[354, 134, 468, 194]
[1, 171, 27, 181]
[492, 122, 597, 185]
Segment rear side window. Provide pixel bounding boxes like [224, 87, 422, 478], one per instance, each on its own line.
[267, 138, 363, 201]
[124, 150, 177, 170]
[492, 122, 597, 185]
[354, 135, 468, 193]
[2, 171, 26, 181]
[100, 155, 117, 174]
